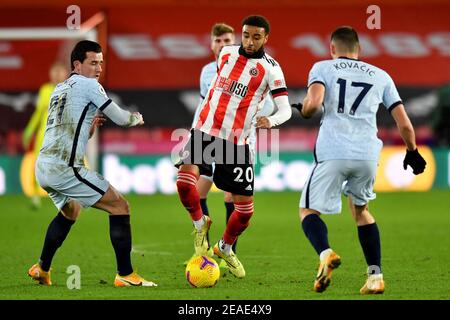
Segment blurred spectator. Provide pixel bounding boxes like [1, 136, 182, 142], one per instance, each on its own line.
[22, 61, 69, 208]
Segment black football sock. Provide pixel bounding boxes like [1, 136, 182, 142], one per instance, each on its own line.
[39, 211, 75, 272]
[224, 202, 237, 252]
[109, 215, 133, 276]
[358, 223, 382, 274]
[301, 214, 330, 255]
[199, 198, 210, 246]
[200, 198, 209, 216]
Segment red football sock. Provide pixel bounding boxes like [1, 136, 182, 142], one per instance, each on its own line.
[176, 171, 203, 221]
[223, 201, 254, 245]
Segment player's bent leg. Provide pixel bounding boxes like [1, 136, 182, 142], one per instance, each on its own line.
[93, 185, 129, 215]
[94, 186, 132, 279]
[92, 186, 157, 287]
[300, 209, 340, 293]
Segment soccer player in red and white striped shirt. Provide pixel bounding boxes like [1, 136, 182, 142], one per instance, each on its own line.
[176, 15, 292, 278]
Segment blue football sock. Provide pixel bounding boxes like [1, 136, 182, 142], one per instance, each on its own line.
[301, 214, 330, 255]
[358, 223, 382, 274]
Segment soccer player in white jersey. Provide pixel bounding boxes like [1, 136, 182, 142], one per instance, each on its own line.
[185, 23, 277, 266]
[176, 15, 292, 278]
[294, 26, 426, 294]
[27, 40, 157, 287]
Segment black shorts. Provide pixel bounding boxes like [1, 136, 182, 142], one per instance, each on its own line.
[175, 129, 254, 196]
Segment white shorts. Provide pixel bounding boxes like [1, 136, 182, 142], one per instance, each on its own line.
[299, 159, 377, 214]
[35, 161, 109, 210]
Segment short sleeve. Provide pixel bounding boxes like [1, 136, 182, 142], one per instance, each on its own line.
[382, 74, 402, 112]
[307, 62, 326, 87]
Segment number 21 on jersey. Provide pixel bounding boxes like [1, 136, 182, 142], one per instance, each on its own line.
[47, 92, 67, 126]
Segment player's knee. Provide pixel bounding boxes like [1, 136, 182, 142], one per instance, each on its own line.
[353, 204, 368, 218]
[121, 199, 130, 214]
[105, 194, 129, 214]
[300, 208, 320, 221]
[62, 201, 81, 221]
[224, 192, 233, 203]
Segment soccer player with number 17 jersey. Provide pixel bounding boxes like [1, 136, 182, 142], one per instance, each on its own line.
[294, 26, 426, 294]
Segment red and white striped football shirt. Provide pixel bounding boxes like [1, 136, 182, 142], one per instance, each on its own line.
[195, 45, 288, 145]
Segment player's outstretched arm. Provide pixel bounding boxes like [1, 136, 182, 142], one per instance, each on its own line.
[391, 104, 426, 174]
[301, 83, 325, 119]
[101, 101, 144, 127]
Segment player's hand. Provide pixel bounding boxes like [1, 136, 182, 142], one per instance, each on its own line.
[291, 103, 303, 114]
[403, 148, 426, 175]
[89, 114, 107, 138]
[93, 114, 107, 127]
[256, 116, 271, 129]
[130, 112, 144, 126]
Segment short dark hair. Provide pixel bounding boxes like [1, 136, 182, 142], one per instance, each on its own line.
[331, 26, 359, 52]
[70, 40, 102, 70]
[242, 15, 270, 34]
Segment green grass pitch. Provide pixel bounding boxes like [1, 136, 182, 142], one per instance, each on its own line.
[1, 190, 449, 300]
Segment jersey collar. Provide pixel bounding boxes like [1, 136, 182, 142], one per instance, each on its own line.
[337, 56, 360, 61]
[239, 45, 265, 59]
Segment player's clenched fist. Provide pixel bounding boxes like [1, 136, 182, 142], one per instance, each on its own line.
[403, 148, 426, 175]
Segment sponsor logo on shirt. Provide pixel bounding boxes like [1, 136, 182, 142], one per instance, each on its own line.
[215, 76, 248, 98]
